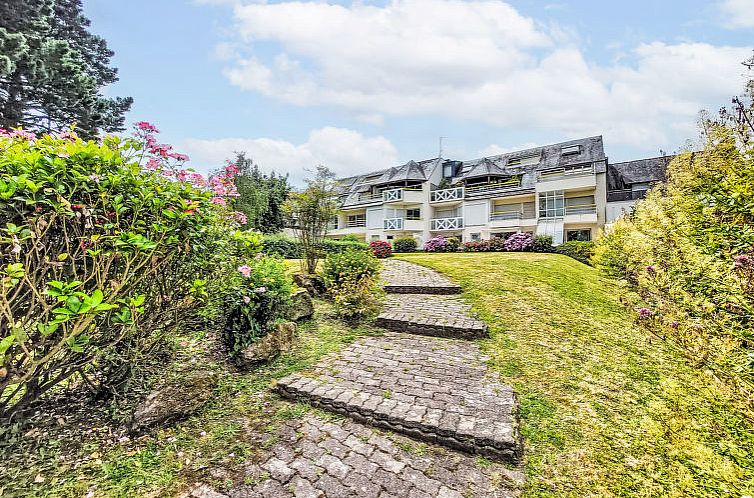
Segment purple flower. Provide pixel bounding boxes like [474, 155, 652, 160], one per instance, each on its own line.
[670, 321, 679, 329]
[645, 265, 656, 276]
[734, 254, 751, 268]
[243, 296, 251, 304]
[638, 307, 653, 318]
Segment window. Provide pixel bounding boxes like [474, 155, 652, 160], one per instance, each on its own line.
[471, 233, 481, 241]
[561, 144, 581, 156]
[386, 235, 394, 240]
[406, 208, 421, 220]
[538, 191, 565, 218]
[508, 154, 539, 166]
[492, 231, 515, 239]
[443, 162, 454, 178]
[565, 195, 595, 214]
[347, 213, 366, 226]
[566, 229, 591, 242]
[371, 235, 380, 242]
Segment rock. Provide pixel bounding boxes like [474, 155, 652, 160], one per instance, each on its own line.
[237, 322, 297, 368]
[131, 368, 218, 431]
[284, 289, 314, 322]
[292, 273, 326, 296]
[181, 483, 229, 498]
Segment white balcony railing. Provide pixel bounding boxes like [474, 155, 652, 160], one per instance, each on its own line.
[430, 217, 463, 230]
[565, 204, 597, 215]
[490, 212, 523, 221]
[383, 217, 404, 230]
[346, 220, 366, 228]
[464, 178, 521, 196]
[431, 187, 464, 202]
[538, 164, 595, 181]
[382, 189, 403, 202]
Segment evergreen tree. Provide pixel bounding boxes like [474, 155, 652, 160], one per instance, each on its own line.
[230, 152, 291, 234]
[0, 0, 132, 137]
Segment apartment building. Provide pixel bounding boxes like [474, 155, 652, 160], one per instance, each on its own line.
[328, 136, 668, 245]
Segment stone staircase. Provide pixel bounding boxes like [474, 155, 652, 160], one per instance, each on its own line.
[276, 259, 522, 466]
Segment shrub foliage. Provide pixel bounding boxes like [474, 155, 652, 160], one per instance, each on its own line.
[322, 249, 382, 321]
[593, 127, 754, 414]
[392, 237, 417, 253]
[556, 241, 595, 265]
[369, 240, 392, 258]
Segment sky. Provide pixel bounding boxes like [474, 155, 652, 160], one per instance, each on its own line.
[86, 0, 754, 184]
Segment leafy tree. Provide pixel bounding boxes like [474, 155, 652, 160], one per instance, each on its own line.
[284, 166, 339, 274]
[230, 152, 291, 234]
[0, 0, 132, 138]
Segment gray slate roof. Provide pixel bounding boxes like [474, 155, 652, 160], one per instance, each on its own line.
[608, 156, 671, 190]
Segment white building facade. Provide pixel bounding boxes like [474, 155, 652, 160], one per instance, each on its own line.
[328, 136, 668, 245]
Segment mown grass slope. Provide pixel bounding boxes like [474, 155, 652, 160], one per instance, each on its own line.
[398, 252, 754, 497]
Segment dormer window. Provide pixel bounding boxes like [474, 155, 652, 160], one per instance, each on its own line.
[443, 162, 454, 178]
[508, 154, 539, 166]
[561, 144, 581, 156]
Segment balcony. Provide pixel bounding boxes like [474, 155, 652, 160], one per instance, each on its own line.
[430, 217, 464, 231]
[430, 187, 464, 203]
[464, 178, 523, 197]
[383, 217, 403, 230]
[564, 204, 598, 224]
[382, 187, 423, 204]
[536, 165, 596, 192]
[489, 211, 536, 229]
[329, 219, 367, 236]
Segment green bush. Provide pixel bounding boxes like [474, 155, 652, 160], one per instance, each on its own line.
[0, 128, 241, 418]
[392, 237, 417, 253]
[339, 234, 361, 242]
[262, 234, 302, 258]
[592, 126, 754, 414]
[555, 241, 595, 265]
[322, 249, 382, 321]
[533, 235, 554, 252]
[317, 239, 368, 254]
[218, 253, 292, 355]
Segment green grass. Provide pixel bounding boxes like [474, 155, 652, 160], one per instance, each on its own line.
[397, 252, 754, 498]
[2, 300, 377, 498]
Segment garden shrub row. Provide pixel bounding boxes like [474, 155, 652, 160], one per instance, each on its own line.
[261, 234, 368, 258]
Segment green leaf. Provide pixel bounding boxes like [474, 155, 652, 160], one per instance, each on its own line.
[0, 335, 15, 355]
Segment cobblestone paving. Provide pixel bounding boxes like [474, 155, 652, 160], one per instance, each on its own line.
[221, 414, 523, 498]
[277, 333, 521, 462]
[376, 294, 487, 339]
[381, 259, 461, 294]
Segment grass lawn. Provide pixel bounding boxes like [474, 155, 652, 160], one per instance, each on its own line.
[397, 252, 754, 497]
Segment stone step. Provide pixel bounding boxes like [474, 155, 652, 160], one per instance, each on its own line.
[276, 333, 522, 464]
[381, 259, 462, 295]
[376, 294, 488, 339]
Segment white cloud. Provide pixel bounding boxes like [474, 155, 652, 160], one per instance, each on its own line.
[218, 0, 749, 148]
[179, 127, 399, 185]
[719, 0, 754, 28]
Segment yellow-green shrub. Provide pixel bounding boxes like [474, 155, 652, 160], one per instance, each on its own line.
[593, 127, 754, 415]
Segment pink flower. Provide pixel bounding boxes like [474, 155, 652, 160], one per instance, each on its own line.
[168, 152, 190, 162]
[135, 121, 160, 133]
[176, 170, 188, 182]
[9, 129, 35, 141]
[254, 286, 267, 294]
[238, 265, 252, 278]
[189, 172, 206, 186]
[211, 197, 227, 206]
[638, 307, 653, 319]
[231, 211, 248, 224]
[243, 296, 251, 304]
[145, 158, 161, 170]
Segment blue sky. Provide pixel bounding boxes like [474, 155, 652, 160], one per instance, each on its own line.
[87, 0, 754, 183]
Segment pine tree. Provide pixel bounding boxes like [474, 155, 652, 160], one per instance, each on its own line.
[0, 0, 132, 137]
[230, 153, 291, 234]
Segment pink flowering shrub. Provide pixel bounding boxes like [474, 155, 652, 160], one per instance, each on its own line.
[369, 240, 392, 258]
[0, 123, 279, 416]
[423, 235, 460, 252]
[503, 232, 534, 252]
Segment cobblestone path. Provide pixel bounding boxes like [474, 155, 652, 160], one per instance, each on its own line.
[209, 259, 522, 498]
[214, 415, 524, 498]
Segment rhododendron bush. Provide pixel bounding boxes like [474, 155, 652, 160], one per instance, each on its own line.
[0, 124, 282, 418]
